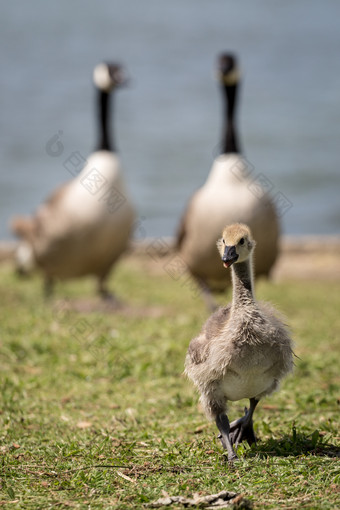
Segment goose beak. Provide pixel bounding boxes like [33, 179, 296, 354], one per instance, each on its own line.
[222, 245, 239, 268]
[113, 70, 129, 87]
[107, 65, 129, 88]
[117, 71, 130, 87]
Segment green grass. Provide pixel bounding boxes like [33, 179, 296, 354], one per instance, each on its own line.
[0, 257, 339, 509]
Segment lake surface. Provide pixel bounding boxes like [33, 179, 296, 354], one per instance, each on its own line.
[1, 0, 340, 241]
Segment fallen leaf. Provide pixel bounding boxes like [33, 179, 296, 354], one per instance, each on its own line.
[126, 408, 137, 419]
[61, 396, 72, 404]
[194, 425, 208, 434]
[76, 421, 92, 429]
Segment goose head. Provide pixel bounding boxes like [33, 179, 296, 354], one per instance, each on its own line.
[217, 223, 256, 268]
[93, 62, 127, 93]
[218, 53, 240, 86]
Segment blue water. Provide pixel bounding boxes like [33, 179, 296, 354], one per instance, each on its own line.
[1, 0, 340, 240]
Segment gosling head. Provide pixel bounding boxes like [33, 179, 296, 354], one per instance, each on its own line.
[217, 223, 256, 268]
[93, 62, 127, 93]
[218, 53, 240, 86]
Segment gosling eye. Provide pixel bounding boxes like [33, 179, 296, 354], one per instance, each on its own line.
[239, 237, 245, 245]
[222, 239, 225, 245]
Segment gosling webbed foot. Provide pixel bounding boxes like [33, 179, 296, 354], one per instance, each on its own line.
[229, 410, 257, 448]
[229, 398, 258, 448]
[217, 434, 238, 462]
[215, 413, 238, 462]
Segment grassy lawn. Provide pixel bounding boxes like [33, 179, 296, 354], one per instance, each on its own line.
[0, 254, 339, 509]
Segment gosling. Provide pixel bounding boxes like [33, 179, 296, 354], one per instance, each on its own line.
[185, 223, 293, 461]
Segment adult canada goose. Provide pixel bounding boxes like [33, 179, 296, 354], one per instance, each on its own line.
[176, 53, 279, 304]
[11, 62, 135, 298]
[185, 223, 293, 461]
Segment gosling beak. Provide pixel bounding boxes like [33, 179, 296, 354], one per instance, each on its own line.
[222, 245, 239, 268]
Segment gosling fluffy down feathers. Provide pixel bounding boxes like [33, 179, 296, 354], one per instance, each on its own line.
[185, 223, 293, 457]
[186, 298, 293, 419]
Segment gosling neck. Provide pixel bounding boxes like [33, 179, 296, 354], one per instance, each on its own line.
[220, 83, 240, 155]
[96, 89, 115, 152]
[230, 259, 255, 311]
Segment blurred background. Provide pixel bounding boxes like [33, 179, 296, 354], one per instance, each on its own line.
[1, 0, 339, 241]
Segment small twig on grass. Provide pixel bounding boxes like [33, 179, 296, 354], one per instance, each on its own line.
[116, 470, 136, 483]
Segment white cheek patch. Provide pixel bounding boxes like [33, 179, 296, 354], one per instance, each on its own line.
[93, 63, 112, 92]
[216, 237, 223, 253]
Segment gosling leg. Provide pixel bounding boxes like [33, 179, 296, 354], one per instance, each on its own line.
[215, 413, 238, 461]
[229, 398, 259, 448]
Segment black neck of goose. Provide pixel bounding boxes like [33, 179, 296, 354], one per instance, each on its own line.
[96, 89, 115, 152]
[221, 83, 240, 155]
[231, 259, 255, 310]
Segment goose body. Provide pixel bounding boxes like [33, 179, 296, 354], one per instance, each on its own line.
[11, 63, 135, 297]
[177, 54, 279, 294]
[29, 151, 134, 280]
[185, 223, 293, 461]
[178, 154, 278, 290]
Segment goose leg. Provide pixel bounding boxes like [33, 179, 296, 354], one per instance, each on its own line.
[229, 398, 258, 448]
[44, 277, 54, 298]
[196, 277, 218, 312]
[97, 275, 114, 300]
[215, 413, 238, 461]
[97, 276, 123, 308]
